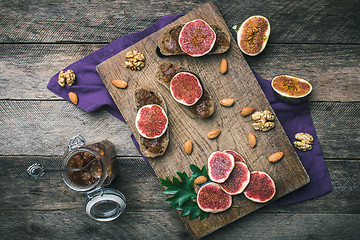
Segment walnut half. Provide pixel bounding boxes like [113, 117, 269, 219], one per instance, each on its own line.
[58, 69, 76, 87]
[125, 50, 146, 71]
[251, 110, 275, 131]
[294, 132, 314, 151]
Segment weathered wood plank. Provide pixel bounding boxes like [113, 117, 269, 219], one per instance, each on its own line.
[1, 101, 359, 159]
[1, 210, 358, 240]
[0, 101, 139, 156]
[0, 156, 359, 239]
[0, 0, 359, 44]
[1, 157, 358, 214]
[1, 44, 359, 101]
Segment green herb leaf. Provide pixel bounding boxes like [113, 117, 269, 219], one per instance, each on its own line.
[159, 172, 196, 207]
[180, 200, 210, 220]
[190, 164, 209, 180]
[159, 167, 210, 220]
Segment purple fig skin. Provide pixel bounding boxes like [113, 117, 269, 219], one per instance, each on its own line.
[220, 161, 250, 195]
[170, 71, 203, 106]
[271, 75, 312, 104]
[244, 171, 276, 203]
[197, 182, 232, 213]
[223, 150, 246, 163]
[208, 151, 235, 183]
[135, 104, 168, 139]
[178, 19, 216, 57]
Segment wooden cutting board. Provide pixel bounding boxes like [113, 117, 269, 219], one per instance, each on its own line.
[97, 1, 309, 238]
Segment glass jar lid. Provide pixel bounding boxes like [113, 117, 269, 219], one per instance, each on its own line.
[85, 188, 126, 221]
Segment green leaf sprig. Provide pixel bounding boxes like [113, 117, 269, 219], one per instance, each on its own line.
[159, 164, 210, 220]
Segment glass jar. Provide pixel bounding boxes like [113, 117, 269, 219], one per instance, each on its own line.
[61, 135, 126, 221]
[62, 139, 118, 191]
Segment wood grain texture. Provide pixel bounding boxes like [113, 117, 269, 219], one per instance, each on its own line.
[1, 0, 359, 44]
[1, 0, 359, 239]
[1, 43, 359, 101]
[0, 156, 359, 239]
[0, 101, 139, 156]
[1, 101, 359, 159]
[97, 2, 309, 238]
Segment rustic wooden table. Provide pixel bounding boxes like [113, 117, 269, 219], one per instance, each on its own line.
[1, 0, 359, 239]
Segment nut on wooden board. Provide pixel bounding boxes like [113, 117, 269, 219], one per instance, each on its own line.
[207, 129, 221, 139]
[184, 140, 193, 155]
[248, 132, 256, 148]
[240, 106, 255, 116]
[220, 58, 227, 74]
[112, 80, 128, 89]
[268, 152, 284, 162]
[220, 98, 235, 107]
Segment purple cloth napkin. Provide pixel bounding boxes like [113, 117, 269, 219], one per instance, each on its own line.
[47, 14, 332, 205]
[252, 71, 332, 205]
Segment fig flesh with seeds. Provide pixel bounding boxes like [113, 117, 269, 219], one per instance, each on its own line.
[220, 161, 250, 195]
[197, 182, 232, 213]
[179, 19, 216, 57]
[237, 15, 270, 56]
[208, 151, 235, 183]
[244, 171, 276, 203]
[223, 150, 246, 163]
[271, 75, 313, 104]
[170, 71, 203, 106]
[135, 104, 168, 139]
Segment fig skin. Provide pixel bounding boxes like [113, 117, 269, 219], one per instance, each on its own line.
[178, 19, 217, 57]
[237, 15, 270, 56]
[208, 151, 235, 183]
[197, 182, 232, 213]
[243, 171, 276, 203]
[170, 71, 203, 106]
[271, 75, 313, 104]
[223, 150, 246, 163]
[135, 104, 168, 139]
[220, 161, 250, 195]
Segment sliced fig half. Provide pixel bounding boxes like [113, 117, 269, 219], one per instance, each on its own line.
[208, 151, 235, 183]
[170, 71, 203, 106]
[197, 182, 232, 213]
[271, 75, 313, 104]
[237, 15, 270, 56]
[244, 171, 276, 203]
[179, 19, 216, 57]
[223, 150, 246, 163]
[135, 104, 168, 139]
[220, 162, 250, 195]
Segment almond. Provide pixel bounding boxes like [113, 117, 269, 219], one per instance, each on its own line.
[269, 152, 284, 163]
[241, 106, 255, 117]
[68, 92, 78, 105]
[112, 80, 128, 89]
[220, 98, 235, 107]
[220, 58, 227, 74]
[194, 176, 207, 185]
[184, 140, 193, 155]
[249, 132, 256, 148]
[207, 129, 221, 139]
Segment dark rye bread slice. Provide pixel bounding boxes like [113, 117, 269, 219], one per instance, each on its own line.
[158, 24, 231, 56]
[134, 88, 169, 158]
[155, 62, 214, 118]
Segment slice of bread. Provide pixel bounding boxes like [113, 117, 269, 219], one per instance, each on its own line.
[158, 24, 231, 56]
[156, 62, 214, 118]
[134, 88, 169, 158]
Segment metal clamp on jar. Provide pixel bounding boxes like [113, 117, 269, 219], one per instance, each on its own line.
[27, 135, 126, 221]
[62, 135, 126, 221]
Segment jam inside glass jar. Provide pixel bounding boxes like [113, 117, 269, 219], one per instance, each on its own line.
[62, 140, 118, 192]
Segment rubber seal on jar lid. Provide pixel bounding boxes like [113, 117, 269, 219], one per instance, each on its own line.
[85, 188, 126, 221]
